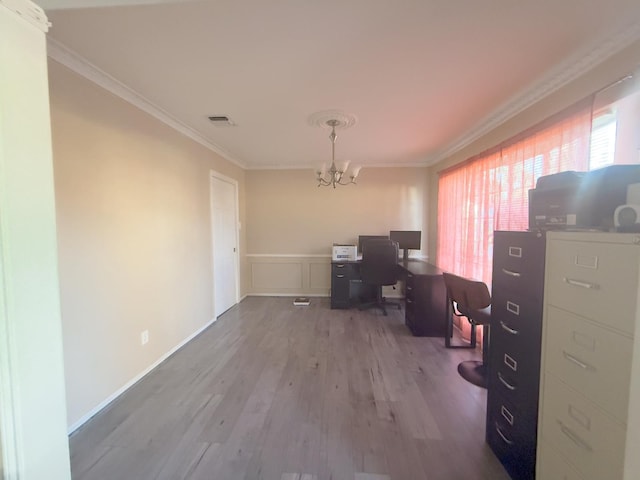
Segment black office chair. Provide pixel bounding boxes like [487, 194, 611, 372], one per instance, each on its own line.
[442, 272, 491, 389]
[359, 239, 402, 315]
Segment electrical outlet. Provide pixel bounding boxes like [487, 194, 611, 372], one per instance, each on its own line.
[141, 330, 149, 346]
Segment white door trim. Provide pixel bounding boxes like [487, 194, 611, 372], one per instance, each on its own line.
[1, 2, 71, 478]
[209, 170, 240, 316]
[0, 277, 20, 480]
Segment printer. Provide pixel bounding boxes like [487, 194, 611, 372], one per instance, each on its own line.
[528, 164, 640, 231]
[332, 244, 357, 261]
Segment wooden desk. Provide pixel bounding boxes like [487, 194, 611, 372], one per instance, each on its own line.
[330, 259, 448, 337]
[398, 260, 448, 337]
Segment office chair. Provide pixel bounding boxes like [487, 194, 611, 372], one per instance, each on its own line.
[359, 239, 402, 315]
[442, 272, 491, 389]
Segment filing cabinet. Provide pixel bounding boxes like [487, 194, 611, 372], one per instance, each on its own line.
[487, 230, 546, 480]
[536, 232, 640, 480]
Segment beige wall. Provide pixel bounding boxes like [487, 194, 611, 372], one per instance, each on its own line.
[427, 38, 640, 261]
[245, 167, 429, 295]
[48, 61, 246, 429]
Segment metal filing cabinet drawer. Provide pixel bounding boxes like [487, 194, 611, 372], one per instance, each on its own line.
[540, 373, 626, 480]
[545, 237, 639, 334]
[492, 231, 545, 300]
[486, 392, 537, 480]
[544, 305, 633, 422]
[537, 440, 584, 480]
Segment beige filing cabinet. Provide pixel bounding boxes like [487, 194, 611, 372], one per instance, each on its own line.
[537, 232, 640, 479]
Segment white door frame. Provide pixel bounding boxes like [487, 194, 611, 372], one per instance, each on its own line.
[1, 1, 72, 478]
[209, 170, 240, 316]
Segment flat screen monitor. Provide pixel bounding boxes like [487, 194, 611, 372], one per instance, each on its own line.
[358, 235, 388, 254]
[389, 230, 421, 261]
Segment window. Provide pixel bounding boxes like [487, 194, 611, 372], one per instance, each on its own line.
[437, 71, 640, 287]
[589, 110, 617, 169]
[437, 71, 640, 344]
[437, 104, 593, 287]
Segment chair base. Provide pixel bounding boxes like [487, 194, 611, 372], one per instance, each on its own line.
[358, 298, 401, 316]
[457, 360, 487, 389]
[358, 284, 402, 316]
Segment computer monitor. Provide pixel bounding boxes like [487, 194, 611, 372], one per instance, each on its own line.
[389, 230, 421, 262]
[358, 235, 388, 254]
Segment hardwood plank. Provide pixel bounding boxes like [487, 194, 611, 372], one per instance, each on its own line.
[69, 296, 510, 480]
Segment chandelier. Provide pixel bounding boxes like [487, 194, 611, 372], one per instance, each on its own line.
[315, 118, 361, 188]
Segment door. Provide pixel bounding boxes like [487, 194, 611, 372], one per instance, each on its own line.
[210, 172, 239, 317]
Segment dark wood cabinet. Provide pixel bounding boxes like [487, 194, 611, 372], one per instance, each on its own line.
[487, 230, 545, 480]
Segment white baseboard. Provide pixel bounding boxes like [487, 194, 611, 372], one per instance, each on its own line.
[245, 293, 330, 297]
[243, 293, 405, 299]
[67, 317, 218, 435]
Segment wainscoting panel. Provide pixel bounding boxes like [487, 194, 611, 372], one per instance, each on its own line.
[247, 255, 331, 296]
[251, 262, 303, 289]
[309, 262, 331, 290]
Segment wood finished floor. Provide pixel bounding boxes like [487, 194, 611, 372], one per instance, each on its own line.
[69, 296, 510, 480]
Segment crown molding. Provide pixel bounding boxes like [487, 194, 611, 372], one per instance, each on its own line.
[46, 38, 247, 169]
[1, 0, 50, 31]
[427, 20, 640, 167]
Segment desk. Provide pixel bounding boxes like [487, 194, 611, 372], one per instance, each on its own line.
[330, 259, 448, 337]
[399, 260, 448, 337]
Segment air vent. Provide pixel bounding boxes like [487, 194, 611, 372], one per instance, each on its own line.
[208, 115, 236, 126]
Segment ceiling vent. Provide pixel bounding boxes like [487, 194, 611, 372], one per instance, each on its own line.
[208, 115, 236, 126]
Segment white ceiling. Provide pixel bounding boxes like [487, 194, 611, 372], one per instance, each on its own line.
[41, 0, 640, 170]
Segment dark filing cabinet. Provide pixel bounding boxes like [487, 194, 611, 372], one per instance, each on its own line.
[486, 230, 545, 480]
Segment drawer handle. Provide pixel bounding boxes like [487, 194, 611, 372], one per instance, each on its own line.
[497, 372, 516, 391]
[502, 268, 521, 277]
[500, 321, 519, 335]
[557, 420, 592, 452]
[563, 277, 599, 290]
[336, 274, 345, 278]
[495, 423, 514, 445]
[562, 351, 594, 371]
[407, 286, 413, 291]
[406, 298, 413, 304]
[335, 264, 345, 268]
